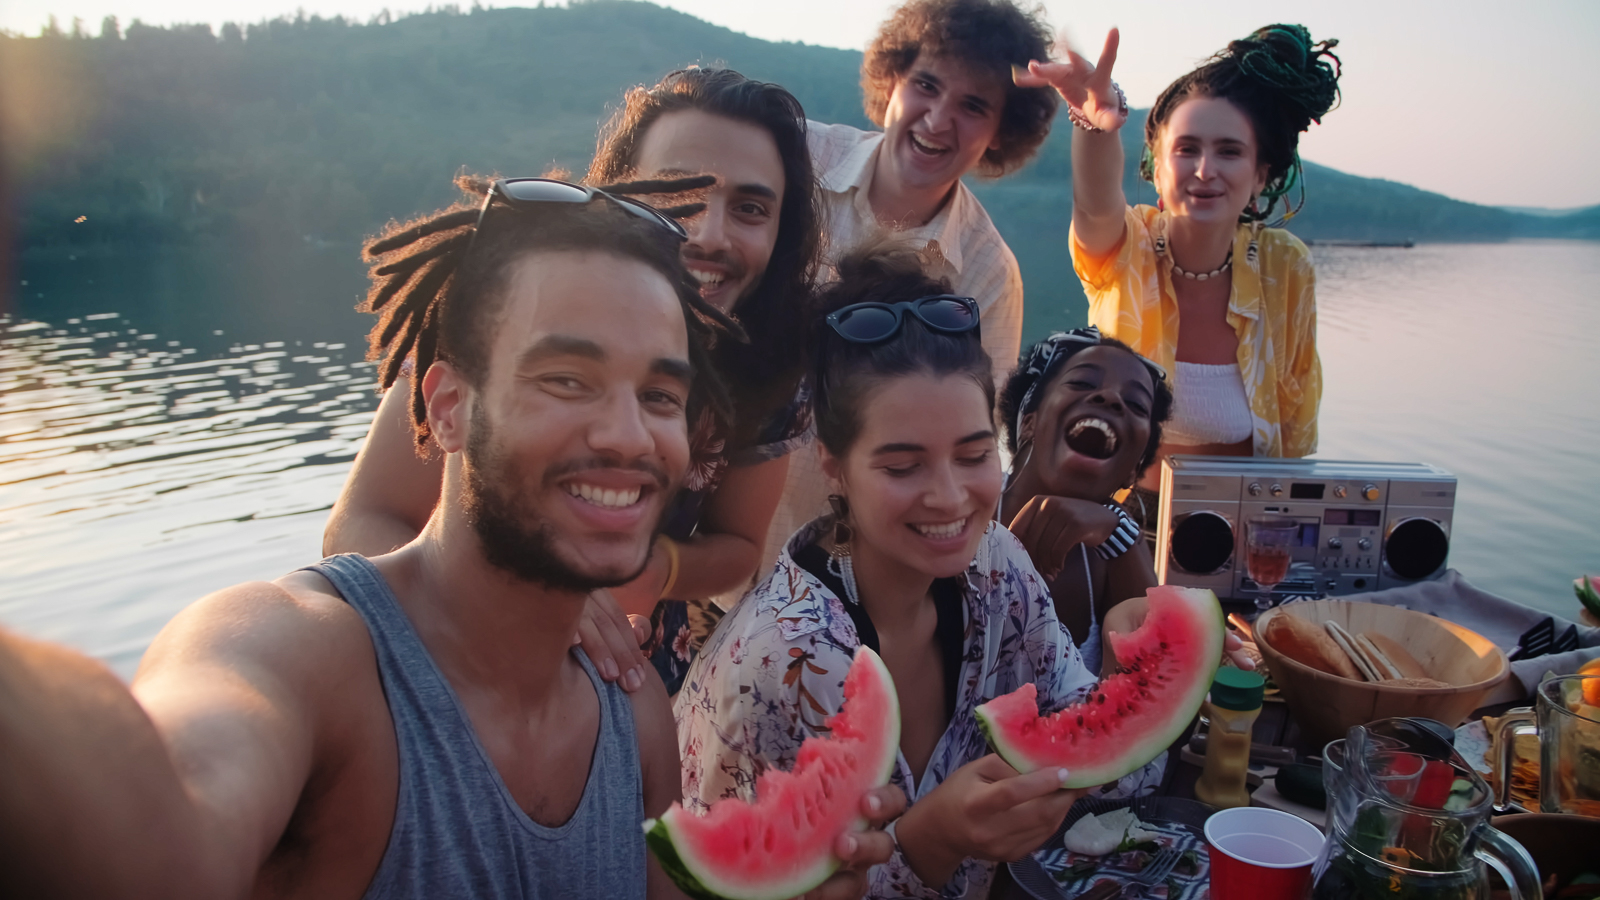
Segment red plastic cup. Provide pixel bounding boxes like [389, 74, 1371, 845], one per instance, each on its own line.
[1204, 807, 1324, 900]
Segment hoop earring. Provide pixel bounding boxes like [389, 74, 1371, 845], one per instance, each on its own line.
[827, 494, 853, 554]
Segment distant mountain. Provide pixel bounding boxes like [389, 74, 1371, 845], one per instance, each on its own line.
[2, 2, 1591, 328]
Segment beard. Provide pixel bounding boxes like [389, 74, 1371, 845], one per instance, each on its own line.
[461, 403, 665, 592]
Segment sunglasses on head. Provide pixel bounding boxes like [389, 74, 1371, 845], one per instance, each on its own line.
[825, 295, 981, 344]
[471, 177, 688, 247]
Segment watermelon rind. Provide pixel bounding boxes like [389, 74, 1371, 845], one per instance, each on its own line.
[975, 586, 1223, 789]
[643, 816, 727, 900]
[641, 646, 901, 900]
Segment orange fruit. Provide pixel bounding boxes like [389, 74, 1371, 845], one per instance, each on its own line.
[1580, 657, 1600, 707]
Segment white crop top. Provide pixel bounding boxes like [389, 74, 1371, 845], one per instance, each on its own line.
[1163, 362, 1254, 445]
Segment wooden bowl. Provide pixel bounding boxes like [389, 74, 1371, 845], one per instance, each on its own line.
[1255, 600, 1509, 747]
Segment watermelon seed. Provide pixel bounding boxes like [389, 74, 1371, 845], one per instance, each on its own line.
[1076, 713, 1084, 726]
[1096, 693, 1106, 704]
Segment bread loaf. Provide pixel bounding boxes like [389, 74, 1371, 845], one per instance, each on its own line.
[1264, 613, 1361, 680]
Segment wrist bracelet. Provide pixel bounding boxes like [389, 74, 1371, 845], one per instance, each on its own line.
[1067, 81, 1128, 133]
[1095, 503, 1141, 560]
[658, 535, 681, 599]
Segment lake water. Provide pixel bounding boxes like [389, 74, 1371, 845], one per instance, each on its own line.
[3, 240, 1597, 678]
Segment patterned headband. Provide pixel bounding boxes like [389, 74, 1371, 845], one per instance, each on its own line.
[1012, 326, 1167, 446]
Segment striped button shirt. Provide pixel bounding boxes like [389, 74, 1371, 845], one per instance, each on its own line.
[754, 122, 1028, 579]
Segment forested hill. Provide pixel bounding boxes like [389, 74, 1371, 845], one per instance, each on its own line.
[4, 2, 1591, 260]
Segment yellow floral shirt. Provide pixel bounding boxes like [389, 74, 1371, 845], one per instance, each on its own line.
[1070, 205, 1321, 458]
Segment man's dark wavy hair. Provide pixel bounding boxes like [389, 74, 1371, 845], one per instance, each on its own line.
[589, 67, 822, 447]
[861, 0, 1058, 177]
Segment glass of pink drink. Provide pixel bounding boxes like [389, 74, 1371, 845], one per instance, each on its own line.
[1245, 517, 1297, 610]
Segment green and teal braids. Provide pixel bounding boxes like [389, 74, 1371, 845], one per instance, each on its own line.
[1140, 23, 1342, 225]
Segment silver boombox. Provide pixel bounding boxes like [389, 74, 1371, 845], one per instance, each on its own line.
[1155, 456, 1457, 602]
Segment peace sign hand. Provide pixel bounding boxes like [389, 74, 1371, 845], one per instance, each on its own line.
[1014, 28, 1127, 132]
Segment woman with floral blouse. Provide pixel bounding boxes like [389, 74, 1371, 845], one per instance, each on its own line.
[674, 247, 1162, 899]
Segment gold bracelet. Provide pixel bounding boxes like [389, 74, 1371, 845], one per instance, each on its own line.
[658, 535, 681, 600]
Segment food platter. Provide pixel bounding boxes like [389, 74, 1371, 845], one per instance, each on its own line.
[1010, 796, 1216, 900]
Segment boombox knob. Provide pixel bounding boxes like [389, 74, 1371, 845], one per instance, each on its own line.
[1357, 537, 1372, 551]
[1333, 485, 1348, 499]
[1248, 482, 1263, 497]
[1327, 537, 1343, 550]
[1269, 483, 1284, 497]
[1363, 484, 1381, 501]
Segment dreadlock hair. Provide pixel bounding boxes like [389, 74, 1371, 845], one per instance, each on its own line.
[590, 67, 822, 449]
[998, 333, 1173, 483]
[810, 243, 994, 459]
[361, 173, 739, 450]
[862, 0, 1058, 177]
[1142, 24, 1342, 224]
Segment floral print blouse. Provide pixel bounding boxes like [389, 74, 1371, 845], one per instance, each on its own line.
[647, 386, 814, 695]
[674, 519, 1163, 899]
[1071, 205, 1321, 458]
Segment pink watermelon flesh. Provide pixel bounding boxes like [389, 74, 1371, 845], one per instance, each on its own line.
[975, 585, 1223, 788]
[644, 646, 901, 900]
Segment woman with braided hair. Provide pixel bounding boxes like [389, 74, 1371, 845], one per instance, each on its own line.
[1017, 24, 1340, 529]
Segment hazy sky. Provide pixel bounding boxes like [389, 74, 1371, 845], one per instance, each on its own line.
[4, 0, 1597, 208]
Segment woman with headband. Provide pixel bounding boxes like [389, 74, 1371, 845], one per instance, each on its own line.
[997, 327, 1172, 675]
[1017, 25, 1341, 531]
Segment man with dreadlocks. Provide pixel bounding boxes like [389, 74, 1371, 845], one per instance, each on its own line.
[326, 67, 822, 697]
[0, 181, 900, 899]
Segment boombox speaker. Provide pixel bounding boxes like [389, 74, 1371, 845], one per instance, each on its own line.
[1156, 456, 1456, 602]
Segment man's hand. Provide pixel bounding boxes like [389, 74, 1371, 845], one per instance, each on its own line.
[1013, 29, 1126, 131]
[1007, 494, 1121, 581]
[574, 589, 650, 692]
[796, 786, 908, 900]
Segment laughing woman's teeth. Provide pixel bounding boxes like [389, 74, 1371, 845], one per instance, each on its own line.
[1068, 417, 1118, 453]
[691, 270, 723, 286]
[568, 483, 641, 509]
[914, 520, 965, 539]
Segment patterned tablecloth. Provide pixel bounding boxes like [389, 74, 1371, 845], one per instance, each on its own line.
[1010, 796, 1216, 900]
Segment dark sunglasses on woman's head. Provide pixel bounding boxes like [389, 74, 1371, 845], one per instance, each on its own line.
[825, 295, 981, 344]
[472, 177, 688, 244]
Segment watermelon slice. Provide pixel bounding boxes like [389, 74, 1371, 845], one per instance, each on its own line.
[644, 646, 901, 900]
[975, 585, 1223, 788]
[1575, 575, 1600, 618]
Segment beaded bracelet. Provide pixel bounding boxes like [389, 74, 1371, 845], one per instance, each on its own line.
[1066, 81, 1128, 134]
[1095, 503, 1142, 560]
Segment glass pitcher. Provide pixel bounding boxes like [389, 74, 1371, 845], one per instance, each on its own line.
[1313, 718, 1542, 900]
[1493, 674, 1600, 816]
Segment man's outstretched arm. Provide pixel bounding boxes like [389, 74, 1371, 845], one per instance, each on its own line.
[0, 581, 335, 899]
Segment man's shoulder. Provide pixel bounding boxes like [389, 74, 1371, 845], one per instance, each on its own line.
[806, 120, 881, 189]
[139, 563, 376, 698]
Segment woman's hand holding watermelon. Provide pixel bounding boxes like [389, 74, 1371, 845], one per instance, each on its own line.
[794, 786, 908, 900]
[894, 754, 1090, 888]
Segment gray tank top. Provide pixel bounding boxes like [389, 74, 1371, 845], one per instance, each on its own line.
[307, 554, 647, 900]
